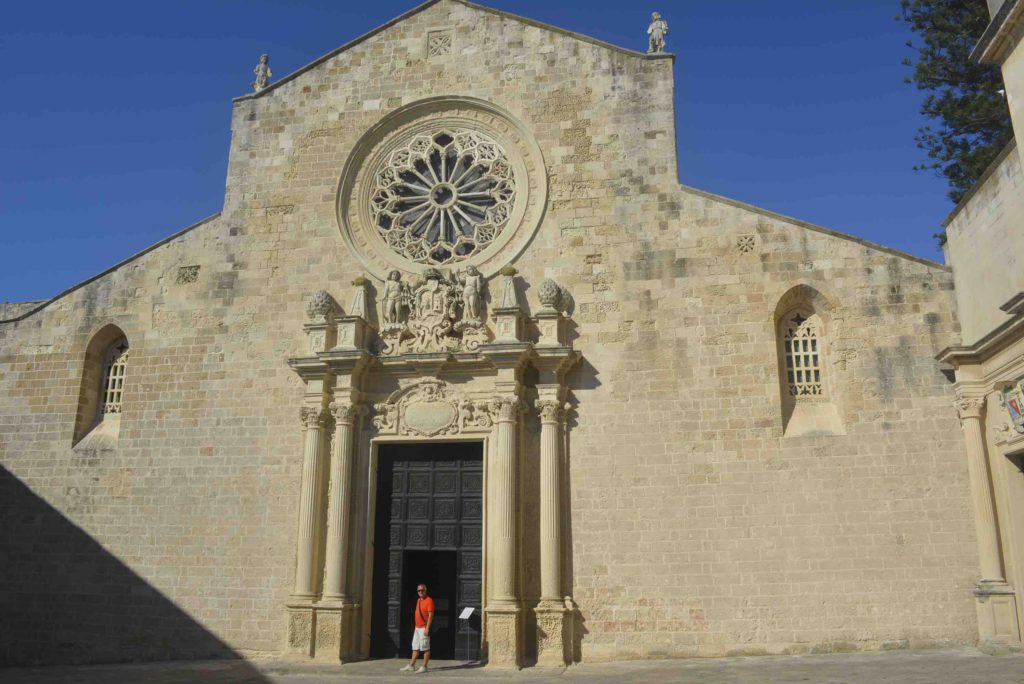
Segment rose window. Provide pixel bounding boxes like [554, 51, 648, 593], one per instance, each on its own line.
[369, 129, 516, 266]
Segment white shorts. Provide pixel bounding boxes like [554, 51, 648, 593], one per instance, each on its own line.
[412, 627, 431, 652]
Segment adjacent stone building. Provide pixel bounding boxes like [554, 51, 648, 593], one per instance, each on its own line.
[0, 0, 1000, 668]
[937, 0, 1024, 656]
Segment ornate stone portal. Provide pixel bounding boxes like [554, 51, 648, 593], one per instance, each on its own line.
[287, 272, 579, 667]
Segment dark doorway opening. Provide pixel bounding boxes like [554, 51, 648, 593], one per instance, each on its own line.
[370, 442, 482, 661]
[402, 551, 456, 658]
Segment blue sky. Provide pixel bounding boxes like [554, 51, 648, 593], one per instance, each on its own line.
[0, 1, 958, 303]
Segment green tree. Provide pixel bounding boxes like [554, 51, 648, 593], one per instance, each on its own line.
[900, 0, 1012, 203]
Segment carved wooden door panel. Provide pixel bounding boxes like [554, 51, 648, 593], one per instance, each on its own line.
[371, 442, 482, 660]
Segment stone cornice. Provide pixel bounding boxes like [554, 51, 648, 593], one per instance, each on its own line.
[936, 314, 1024, 367]
[289, 342, 538, 380]
[973, 0, 1024, 65]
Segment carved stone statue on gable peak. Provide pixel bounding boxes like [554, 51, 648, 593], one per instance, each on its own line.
[647, 12, 668, 54]
[252, 54, 272, 92]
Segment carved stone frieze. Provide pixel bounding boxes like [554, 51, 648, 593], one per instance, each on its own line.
[378, 268, 491, 356]
[370, 380, 497, 436]
[371, 402, 398, 433]
[459, 398, 495, 432]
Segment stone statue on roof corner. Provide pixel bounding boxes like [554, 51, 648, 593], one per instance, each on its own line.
[647, 12, 668, 54]
[252, 54, 272, 92]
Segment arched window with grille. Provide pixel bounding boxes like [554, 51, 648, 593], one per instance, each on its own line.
[74, 324, 130, 446]
[773, 286, 845, 437]
[99, 341, 129, 416]
[781, 310, 823, 399]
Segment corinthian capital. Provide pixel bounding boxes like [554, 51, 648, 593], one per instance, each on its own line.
[954, 396, 985, 421]
[300, 406, 328, 429]
[490, 396, 522, 423]
[536, 399, 567, 425]
[330, 401, 365, 427]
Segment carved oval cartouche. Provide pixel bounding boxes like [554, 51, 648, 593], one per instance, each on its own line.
[404, 401, 458, 435]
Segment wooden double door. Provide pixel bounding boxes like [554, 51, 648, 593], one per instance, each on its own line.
[370, 442, 483, 661]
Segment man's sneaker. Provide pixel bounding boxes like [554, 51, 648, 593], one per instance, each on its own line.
[400, 664, 415, 672]
[415, 666, 429, 673]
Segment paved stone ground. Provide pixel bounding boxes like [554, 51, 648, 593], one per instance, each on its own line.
[4, 649, 1024, 683]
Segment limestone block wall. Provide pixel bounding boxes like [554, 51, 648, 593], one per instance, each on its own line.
[0, 0, 976, 665]
[549, 188, 974, 659]
[0, 214, 313, 664]
[944, 141, 1024, 343]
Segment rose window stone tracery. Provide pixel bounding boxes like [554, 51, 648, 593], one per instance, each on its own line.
[369, 129, 516, 266]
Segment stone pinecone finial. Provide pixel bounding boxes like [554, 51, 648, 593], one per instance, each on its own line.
[306, 290, 338, 321]
[538, 279, 563, 312]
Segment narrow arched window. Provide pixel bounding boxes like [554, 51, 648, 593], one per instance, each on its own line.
[781, 310, 823, 398]
[74, 325, 130, 446]
[100, 341, 129, 416]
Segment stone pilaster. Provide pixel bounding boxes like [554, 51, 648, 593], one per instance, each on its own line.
[956, 395, 1022, 651]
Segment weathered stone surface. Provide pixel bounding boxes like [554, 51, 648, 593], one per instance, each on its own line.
[0, 0, 978, 667]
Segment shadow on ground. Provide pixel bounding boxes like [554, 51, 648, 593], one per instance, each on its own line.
[0, 466, 268, 681]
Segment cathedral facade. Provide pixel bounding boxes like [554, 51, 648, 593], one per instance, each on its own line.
[0, 0, 1009, 668]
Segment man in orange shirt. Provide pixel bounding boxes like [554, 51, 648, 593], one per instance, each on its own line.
[400, 583, 434, 673]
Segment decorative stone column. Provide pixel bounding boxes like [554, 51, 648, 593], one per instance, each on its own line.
[315, 400, 364, 661]
[287, 404, 329, 657]
[485, 395, 523, 667]
[293, 406, 329, 599]
[530, 281, 580, 667]
[535, 398, 571, 666]
[955, 395, 1021, 651]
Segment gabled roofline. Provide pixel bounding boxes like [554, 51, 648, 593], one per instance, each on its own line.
[233, 0, 673, 103]
[942, 139, 1017, 228]
[0, 213, 221, 325]
[972, 0, 1022, 65]
[679, 184, 949, 272]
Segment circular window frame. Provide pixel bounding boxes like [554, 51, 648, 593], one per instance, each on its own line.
[337, 96, 548, 279]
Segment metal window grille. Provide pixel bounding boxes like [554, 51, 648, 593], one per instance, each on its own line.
[101, 343, 129, 414]
[783, 314, 822, 398]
